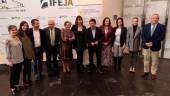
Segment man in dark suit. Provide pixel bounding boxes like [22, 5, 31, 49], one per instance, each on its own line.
[29, 19, 46, 80]
[142, 14, 165, 80]
[86, 19, 103, 73]
[44, 20, 61, 77]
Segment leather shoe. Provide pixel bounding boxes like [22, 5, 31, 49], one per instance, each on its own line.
[141, 72, 149, 78]
[97, 68, 103, 74]
[151, 74, 157, 80]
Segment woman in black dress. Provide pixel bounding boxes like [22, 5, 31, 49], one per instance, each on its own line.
[71, 16, 86, 72]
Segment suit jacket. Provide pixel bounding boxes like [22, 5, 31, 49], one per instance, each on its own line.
[85, 27, 103, 48]
[43, 27, 61, 50]
[100, 26, 114, 46]
[112, 27, 127, 47]
[126, 26, 142, 52]
[29, 28, 46, 50]
[142, 23, 165, 51]
[71, 25, 87, 51]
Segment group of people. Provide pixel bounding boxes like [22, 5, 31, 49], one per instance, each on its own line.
[4, 14, 165, 95]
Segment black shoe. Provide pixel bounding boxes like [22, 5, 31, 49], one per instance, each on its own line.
[141, 72, 149, 78]
[151, 74, 157, 80]
[66, 70, 71, 73]
[87, 66, 92, 73]
[87, 69, 92, 73]
[23, 82, 29, 87]
[53, 71, 59, 77]
[26, 80, 32, 86]
[35, 75, 41, 81]
[40, 74, 44, 79]
[103, 66, 110, 72]
[48, 72, 53, 77]
[118, 66, 121, 71]
[28, 79, 32, 83]
[113, 64, 117, 72]
[35, 77, 40, 81]
[77, 67, 84, 73]
[97, 68, 103, 74]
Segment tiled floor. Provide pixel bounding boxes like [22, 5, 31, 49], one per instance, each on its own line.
[0, 56, 170, 96]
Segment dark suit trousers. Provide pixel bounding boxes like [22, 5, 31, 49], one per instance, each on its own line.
[33, 47, 43, 77]
[46, 46, 58, 74]
[10, 62, 22, 88]
[88, 46, 102, 69]
[76, 50, 84, 71]
[23, 59, 32, 83]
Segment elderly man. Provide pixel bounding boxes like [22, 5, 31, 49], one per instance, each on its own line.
[142, 14, 165, 80]
[44, 20, 61, 77]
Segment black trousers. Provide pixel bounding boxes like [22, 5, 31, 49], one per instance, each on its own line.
[23, 59, 32, 83]
[33, 47, 43, 78]
[88, 46, 102, 70]
[113, 56, 122, 71]
[129, 51, 138, 68]
[76, 50, 84, 71]
[10, 62, 22, 88]
[46, 46, 59, 74]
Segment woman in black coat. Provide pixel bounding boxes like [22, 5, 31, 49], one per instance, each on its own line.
[112, 17, 127, 71]
[71, 16, 86, 72]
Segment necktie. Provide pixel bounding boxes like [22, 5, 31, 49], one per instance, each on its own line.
[50, 29, 55, 46]
[151, 25, 156, 36]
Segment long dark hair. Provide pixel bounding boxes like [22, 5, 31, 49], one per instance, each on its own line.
[102, 17, 111, 27]
[18, 21, 30, 37]
[75, 15, 83, 26]
[100, 17, 113, 33]
[116, 17, 124, 28]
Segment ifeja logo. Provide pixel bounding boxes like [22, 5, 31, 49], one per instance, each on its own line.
[40, 0, 73, 9]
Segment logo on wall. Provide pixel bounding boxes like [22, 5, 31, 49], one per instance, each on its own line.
[0, 0, 24, 9]
[40, 0, 73, 9]
[0, 0, 7, 4]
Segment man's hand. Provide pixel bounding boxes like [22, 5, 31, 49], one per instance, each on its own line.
[91, 42, 95, 46]
[94, 41, 99, 45]
[149, 42, 153, 47]
[146, 42, 152, 47]
[103, 42, 108, 46]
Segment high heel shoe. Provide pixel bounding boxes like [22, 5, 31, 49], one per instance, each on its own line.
[28, 80, 32, 86]
[23, 81, 30, 87]
[66, 69, 71, 73]
[63, 68, 66, 73]
[66, 67, 71, 73]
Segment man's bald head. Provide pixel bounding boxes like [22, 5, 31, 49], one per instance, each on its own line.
[48, 20, 55, 29]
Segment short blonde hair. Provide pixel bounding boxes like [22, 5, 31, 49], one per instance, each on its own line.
[132, 17, 139, 20]
[64, 21, 72, 26]
[151, 14, 159, 19]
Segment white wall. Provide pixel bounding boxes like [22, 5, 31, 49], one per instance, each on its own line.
[0, 0, 124, 64]
[103, 0, 123, 26]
